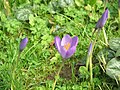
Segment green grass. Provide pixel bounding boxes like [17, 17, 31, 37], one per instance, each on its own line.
[0, 0, 120, 90]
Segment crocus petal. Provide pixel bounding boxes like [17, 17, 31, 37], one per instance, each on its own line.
[20, 37, 28, 52]
[59, 46, 67, 58]
[96, 18, 102, 28]
[101, 8, 109, 26]
[61, 34, 72, 46]
[55, 36, 66, 58]
[65, 46, 76, 59]
[105, 8, 109, 19]
[71, 36, 78, 48]
[54, 36, 61, 53]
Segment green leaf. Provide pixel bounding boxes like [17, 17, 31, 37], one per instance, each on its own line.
[84, 4, 92, 11]
[84, 0, 97, 6]
[79, 66, 89, 79]
[0, 12, 7, 22]
[115, 49, 120, 57]
[106, 58, 120, 80]
[75, 0, 84, 7]
[109, 38, 120, 51]
[29, 14, 35, 26]
[16, 8, 32, 21]
[65, 0, 74, 6]
[89, 0, 97, 6]
[97, 48, 115, 62]
[93, 78, 101, 85]
[58, 0, 67, 8]
[48, 1, 58, 14]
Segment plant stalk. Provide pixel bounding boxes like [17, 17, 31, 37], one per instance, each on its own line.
[86, 30, 99, 87]
[102, 28, 108, 46]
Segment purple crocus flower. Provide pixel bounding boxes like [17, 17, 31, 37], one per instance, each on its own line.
[20, 37, 28, 52]
[55, 34, 78, 59]
[93, 8, 109, 34]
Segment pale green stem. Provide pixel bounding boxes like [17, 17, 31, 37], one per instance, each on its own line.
[86, 30, 99, 87]
[102, 28, 108, 46]
[52, 61, 64, 90]
[87, 28, 108, 87]
[86, 30, 99, 70]
[86, 55, 89, 71]
[89, 53, 93, 85]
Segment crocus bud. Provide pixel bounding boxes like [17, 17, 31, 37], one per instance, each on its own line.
[20, 37, 28, 52]
[96, 8, 109, 29]
[88, 42, 93, 56]
[93, 8, 109, 35]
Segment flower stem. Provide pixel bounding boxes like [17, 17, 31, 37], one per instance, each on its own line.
[89, 54, 93, 85]
[86, 30, 98, 70]
[102, 27, 108, 46]
[86, 56, 89, 71]
[52, 61, 64, 90]
[86, 31, 99, 87]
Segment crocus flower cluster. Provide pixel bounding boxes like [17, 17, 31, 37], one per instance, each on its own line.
[20, 37, 28, 52]
[93, 8, 109, 34]
[55, 34, 78, 59]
